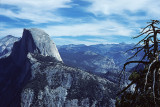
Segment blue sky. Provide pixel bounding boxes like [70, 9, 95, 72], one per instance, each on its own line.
[0, 0, 160, 45]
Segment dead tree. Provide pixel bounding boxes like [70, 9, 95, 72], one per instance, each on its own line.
[116, 20, 160, 106]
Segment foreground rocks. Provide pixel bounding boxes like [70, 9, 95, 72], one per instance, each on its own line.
[21, 53, 117, 107]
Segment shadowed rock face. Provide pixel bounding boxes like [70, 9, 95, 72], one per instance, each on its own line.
[0, 28, 117, 107]
[0, 28, 62, 106]
[11, 28, 62, 65]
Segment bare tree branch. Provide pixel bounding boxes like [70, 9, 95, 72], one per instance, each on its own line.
[127, 47, 144, 60]
[123, 61, 150, 70]
[133, 30, 152, 39]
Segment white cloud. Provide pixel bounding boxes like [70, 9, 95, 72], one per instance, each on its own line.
[1, 0, 159, 45]
[0, 19, 134, 37]
[85, 0, 160, 19]
[0, 0, 72, 23]
[53, 37, 100, 45]
[0, 23, 8, 30]
[86, 38, 118, 44]
[53, 37, 119, 45]
[0, 27, 118, 45]
[0, 28, 23, 37]
[44, 20, 134, 37]
[1, 0, 71, 9]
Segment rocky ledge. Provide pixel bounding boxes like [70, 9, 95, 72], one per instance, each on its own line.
[21, 53, 117, 107]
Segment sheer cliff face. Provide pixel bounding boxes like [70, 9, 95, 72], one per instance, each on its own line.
[19, 29, 117, 107]
[0, 28, 117, 107]
[11, 28, 62, 65]
[0, 28, 62, 106]
[29, 28, 62, 61]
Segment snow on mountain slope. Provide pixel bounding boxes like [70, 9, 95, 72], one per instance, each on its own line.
[0, 35, 20, 58]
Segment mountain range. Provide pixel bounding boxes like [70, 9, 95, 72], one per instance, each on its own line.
[57, 43, 143, 82]
[0, 28, 118, 107]
[0, 34, 144, 83]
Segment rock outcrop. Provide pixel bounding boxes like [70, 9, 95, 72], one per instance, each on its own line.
[11, 28, 62, 65]
[0, 28, 117, 107]
[0, 28, 62, 106]
[21, 53, 117, 107]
